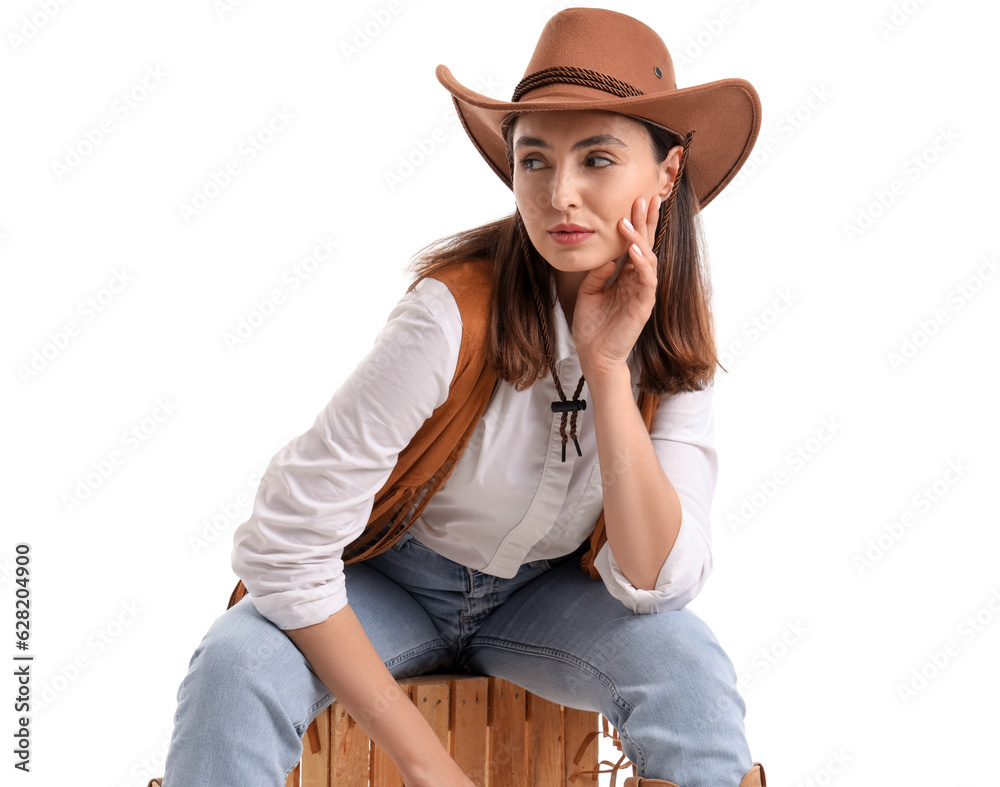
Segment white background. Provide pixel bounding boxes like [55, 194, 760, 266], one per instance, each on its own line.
[3, 0, 999, 784]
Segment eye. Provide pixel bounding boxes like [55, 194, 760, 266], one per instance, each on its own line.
[586, 154, 614, 168]
[518, 155, 543, 171]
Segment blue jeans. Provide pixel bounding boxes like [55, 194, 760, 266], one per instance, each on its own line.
[162, 534, 752, 786]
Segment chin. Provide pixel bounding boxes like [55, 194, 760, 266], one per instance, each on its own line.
[543, 243, 616, 268]
[544, 255, 602, 274]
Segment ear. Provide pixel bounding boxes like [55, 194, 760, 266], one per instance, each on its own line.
[657, 144, 685, 199]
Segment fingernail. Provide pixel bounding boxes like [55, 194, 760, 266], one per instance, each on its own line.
[654, 195, 662, 211]
[631, 243, 641, 255]
[623, 218, 634, 232]
[639, 198, 646, 213]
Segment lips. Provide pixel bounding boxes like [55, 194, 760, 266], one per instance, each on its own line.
[549, 223, 592, 233]
[547, 225, 594, 246]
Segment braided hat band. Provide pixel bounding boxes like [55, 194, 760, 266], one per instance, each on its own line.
[500, 65, 685, 140]
[513, 64, 645, 101]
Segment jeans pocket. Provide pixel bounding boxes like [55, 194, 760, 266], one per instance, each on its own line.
[389, 529, 416, 551]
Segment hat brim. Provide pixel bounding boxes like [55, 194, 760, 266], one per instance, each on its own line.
[436, 64, 761, 210]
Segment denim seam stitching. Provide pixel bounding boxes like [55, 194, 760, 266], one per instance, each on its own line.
[303, 693, 333, 722]
[468, 635, 633, 714]
[383, 639, 449, 672]
[615, 716, 647, 777]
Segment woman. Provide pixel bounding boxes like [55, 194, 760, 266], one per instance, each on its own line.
[160, 8, 764, 787]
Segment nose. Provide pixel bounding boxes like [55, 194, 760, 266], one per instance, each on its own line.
[550, 164, 580, 210]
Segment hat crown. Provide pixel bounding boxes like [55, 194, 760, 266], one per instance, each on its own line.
[518, 8, 677, 103]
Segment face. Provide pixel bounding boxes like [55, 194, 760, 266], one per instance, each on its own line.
[510, 109, 680, 280]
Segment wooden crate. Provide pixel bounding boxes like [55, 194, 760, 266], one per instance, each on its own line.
[283, 674, 604, 786]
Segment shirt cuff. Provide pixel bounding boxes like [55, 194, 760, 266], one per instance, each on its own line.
[242, 562, 349, 631]
[594, 506, 713, 614]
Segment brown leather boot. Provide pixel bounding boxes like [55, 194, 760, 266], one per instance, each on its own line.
[623, 761, 766, 786]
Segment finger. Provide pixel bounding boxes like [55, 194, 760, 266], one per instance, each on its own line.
[626, 230, 657, 282]
[621, 199, 649, 242]
[618, 214, 652, 257]
[620, 216, 652, 278]
[631, 197, 647, 245]
[628, 242, 658, 294]
[620, 216, 644, 260]
[584, 260, 618, 294]
[594, 259, 617, 280]
[646, 194, 661, 239]
[628, 241, 651, 272]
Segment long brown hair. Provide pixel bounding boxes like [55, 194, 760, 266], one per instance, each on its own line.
[405, 117, 718, 396]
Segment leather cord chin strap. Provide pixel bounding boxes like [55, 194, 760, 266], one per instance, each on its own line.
[514, 210, 587, 463]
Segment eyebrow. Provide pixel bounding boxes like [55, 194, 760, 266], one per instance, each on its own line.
[513, 134, 628, 151]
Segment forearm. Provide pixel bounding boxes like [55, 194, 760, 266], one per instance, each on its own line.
[587, 365, 682, 590]
[284, 605, 467, 785]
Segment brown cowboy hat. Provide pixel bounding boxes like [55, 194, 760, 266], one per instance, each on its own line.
[436, 7, 761, 210]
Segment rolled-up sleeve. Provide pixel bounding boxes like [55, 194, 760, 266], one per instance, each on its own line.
[231, 278, 461, 630]
[595, 384, 717, 614]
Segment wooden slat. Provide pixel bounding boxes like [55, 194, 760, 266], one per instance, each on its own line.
[488, 677, 528, 785]
[411, 678, 451, 751]
[293, 674, 624, 787]
[371, 738, 403, 786]
[331, 702, 371, 787]
[564, 708, 600, 783]
[371, 686, 406, 787]
[301, 706, 331, 786]
[528, 693, 563, 785]
[450, 676, 489, 786]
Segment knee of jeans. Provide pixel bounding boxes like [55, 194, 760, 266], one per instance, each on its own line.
[599, 609, 737, 689]
[617, 611, 744, 723]
[189, 598, 304, 685]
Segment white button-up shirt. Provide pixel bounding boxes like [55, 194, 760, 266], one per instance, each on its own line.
[232, 275, 717, 631]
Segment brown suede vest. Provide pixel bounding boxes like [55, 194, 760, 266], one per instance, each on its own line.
[227, 258, 661, 609]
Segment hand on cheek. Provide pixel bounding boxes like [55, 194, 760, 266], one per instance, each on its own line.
[619, 194, 661, 271]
